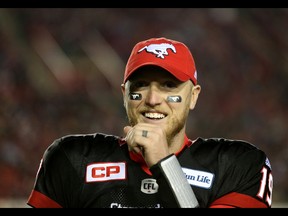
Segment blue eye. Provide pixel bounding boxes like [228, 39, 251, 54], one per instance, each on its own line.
[135, 81, 147, 88]
[134, 81, 148, 88]
[130, 81, 147, 91]
[163, 81, 177, 88]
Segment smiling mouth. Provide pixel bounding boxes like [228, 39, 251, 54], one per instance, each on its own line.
[144, 112, 166, 120]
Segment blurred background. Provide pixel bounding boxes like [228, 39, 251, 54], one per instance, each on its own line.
[0, 8, 287, 207]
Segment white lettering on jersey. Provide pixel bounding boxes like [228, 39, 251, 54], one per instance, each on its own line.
[110, 203, 162, 208]
[182, 168, 214, 189]
[86, 162, 126, 182]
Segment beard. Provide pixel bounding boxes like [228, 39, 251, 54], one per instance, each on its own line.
[165, 113, 187, 145]
[126, 107, 189, 145]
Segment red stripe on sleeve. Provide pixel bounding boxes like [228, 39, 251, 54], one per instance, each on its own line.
[210, 192, 268, 208]
[27, 190, 62, 208]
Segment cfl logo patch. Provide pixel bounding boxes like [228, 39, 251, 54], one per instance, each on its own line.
[141, 178, 158, 194]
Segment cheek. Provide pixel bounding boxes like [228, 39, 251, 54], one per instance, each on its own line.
[126, 98, 142, 111]
[125, 100, 142, 126]
[170, 98, 191, 115]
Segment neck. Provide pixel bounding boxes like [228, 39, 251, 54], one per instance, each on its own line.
[168, 129, 186, 154]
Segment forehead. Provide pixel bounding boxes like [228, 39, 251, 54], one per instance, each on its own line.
[128, 65, 178, 81]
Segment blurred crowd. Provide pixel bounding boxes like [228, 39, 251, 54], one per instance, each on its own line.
[0, 8, 287, 205]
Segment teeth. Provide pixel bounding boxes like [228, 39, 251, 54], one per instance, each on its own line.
[145, 113, 165, 119]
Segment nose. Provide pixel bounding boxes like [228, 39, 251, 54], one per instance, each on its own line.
[145, 85, 163, 106]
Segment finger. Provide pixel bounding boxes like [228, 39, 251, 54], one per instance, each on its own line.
[133, 146, 143, 154]
[123, 126, 133, 137]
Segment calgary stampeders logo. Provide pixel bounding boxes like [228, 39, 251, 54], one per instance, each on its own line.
[138, 43, 176, 59]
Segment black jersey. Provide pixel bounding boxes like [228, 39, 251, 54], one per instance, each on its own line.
[27, 133, 273, 208]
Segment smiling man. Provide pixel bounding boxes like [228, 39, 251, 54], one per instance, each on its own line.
[27, 37, 273, 208]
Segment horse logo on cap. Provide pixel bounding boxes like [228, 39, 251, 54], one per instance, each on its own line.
[138, 43, 176, 59]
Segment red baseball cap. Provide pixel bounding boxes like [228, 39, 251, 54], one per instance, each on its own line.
[123, 37, 197, 85]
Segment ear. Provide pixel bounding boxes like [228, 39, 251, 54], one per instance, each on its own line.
[121, 83, 127, 108]
[189, 85, 201, 110]
[121, 83, 125, 96]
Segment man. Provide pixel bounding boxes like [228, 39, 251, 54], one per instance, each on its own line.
[27, 37, 273, 208]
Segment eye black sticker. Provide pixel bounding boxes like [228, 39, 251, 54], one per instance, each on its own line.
[167, 95, 182, 103]
[129, 93, 142, 100]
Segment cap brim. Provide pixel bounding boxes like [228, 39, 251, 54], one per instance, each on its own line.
[125, 62, 191, 83]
